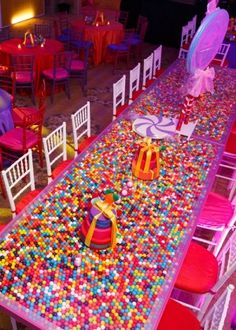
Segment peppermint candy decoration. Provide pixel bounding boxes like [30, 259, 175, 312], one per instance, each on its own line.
[133, 115, 175, 139]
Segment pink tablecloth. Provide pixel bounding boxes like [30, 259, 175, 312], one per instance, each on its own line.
[71, 20, 124, 65]
[0, 38, 64, 92]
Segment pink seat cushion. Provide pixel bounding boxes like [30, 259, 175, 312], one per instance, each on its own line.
[52, 160, 73, 179]
[158, 299, 201, 330]
[116, 104, 128, 117]
[12, 107, 37, 126]
[198, 192, 233, 227]
[15, 72, 32, 83]
[42, 68, 69, 80]
[16, 189, 42, 214]
[225, 120, 236, 154]
[78, 136, 97, 153]
[70, 60, 85, 71]
[175, 242, 218, 294]
[0, 128, 39, 151]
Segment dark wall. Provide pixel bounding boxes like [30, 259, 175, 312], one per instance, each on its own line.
[120, 0, 208, 47]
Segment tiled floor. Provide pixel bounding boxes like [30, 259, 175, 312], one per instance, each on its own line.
[0, 13, 236, 330]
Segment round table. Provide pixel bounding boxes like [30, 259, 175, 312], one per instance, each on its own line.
[71, 20, 124, 65]
[0, 38, 64, 92]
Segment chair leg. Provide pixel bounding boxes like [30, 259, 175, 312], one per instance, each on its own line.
[11, 317, 18, 330]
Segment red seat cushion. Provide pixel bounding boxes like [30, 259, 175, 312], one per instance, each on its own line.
[211, 58, 229, 67]
[158, 299, 201, 330]
[175, 242, 218, 293]
[78, 136, 97, 153]
[52, 160, 73, 179]
[16, 189, 42, 214]
[182, 41, 191, 50]
[225, 120, 236, 154]
[143, 78, 155, 89]
[131, 89, 143, 101]
[153, 67, 165, 78]
[0, 128, 39, 151]
[116, 104, 128, 117]
[12, 107, 37, 126]
[198, 192, 233, 228]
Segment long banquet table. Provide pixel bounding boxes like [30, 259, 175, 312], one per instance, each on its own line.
[0, 60, 235, 329]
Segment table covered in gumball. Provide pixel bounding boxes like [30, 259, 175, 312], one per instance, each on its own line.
[0, 59, 235, 329]
[0, 38, 64, 92]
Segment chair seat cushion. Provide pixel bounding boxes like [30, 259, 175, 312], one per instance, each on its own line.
[211, 58, 229, 67]
[158, 299, 201, 330]
[116, 104, 128, 117]
[14, 71, 33, 83]
[78, 136, 97, 153]
[52, 160, 73, 179]
[130, 89, 143, 101]
[108, 43, 129, 52]
[12, 107, 37, 126]
[198, 192, 233, 228]
[153, 68, 165, 78]
[0, 128, 39, 151]
[175, 242, 218, 294]
[42, 68, 69, 80]
[16, 189, 42, 214]
[70, 60, 85, 71]
[143, 78, 155, 89]
[225, 120, 236, 154]
[182, 41, 191, 50]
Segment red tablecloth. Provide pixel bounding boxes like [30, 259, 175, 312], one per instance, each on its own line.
[71, 20, 124, 65]
[0, 38, 64, 92]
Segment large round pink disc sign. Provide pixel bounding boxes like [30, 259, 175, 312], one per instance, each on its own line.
[187, 8, 229, 74]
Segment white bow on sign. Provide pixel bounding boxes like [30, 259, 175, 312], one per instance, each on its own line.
[206, 0, 218, 15]
[186, 67, 215, 97]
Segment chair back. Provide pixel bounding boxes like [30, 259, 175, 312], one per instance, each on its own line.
[191, 15, 197, 37]
[180, 24, 190, 47]
[199, 284, 234, 329]
[71, 101, 91, 157]
[139, 19, 149, 41]
[52, 51, 71, 80]
[0, 26, 10, 42]
[113, 75, 126, 117]
[0, 68, 16, 105]
[214, 43, 231, 67]
[10, 54, 35, 94]
[142, 53, 153, 89]
[34, 24, 52, 38]
[195, 228, 236, 321]
[119, 11, 129, 28]
[1, 149, 35, 216]
[43, 122, 67, 182]
[153, 45, 162, 79]
[58, 14, 70, 33]
[129, 62, 141, 103]
[136, 15, 148, 35]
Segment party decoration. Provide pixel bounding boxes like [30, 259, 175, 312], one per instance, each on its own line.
[92, 10, 109, 26]
[176, 2, 229, 131]
[132, 137, 161, 181]
[23, 30, 34, 47]
[80, 190, 119, 250]
[133, 115, 175, 139]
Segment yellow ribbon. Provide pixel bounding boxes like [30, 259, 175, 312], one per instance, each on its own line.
[85, 199, 117, 249]
[134, 137, 160, 177]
